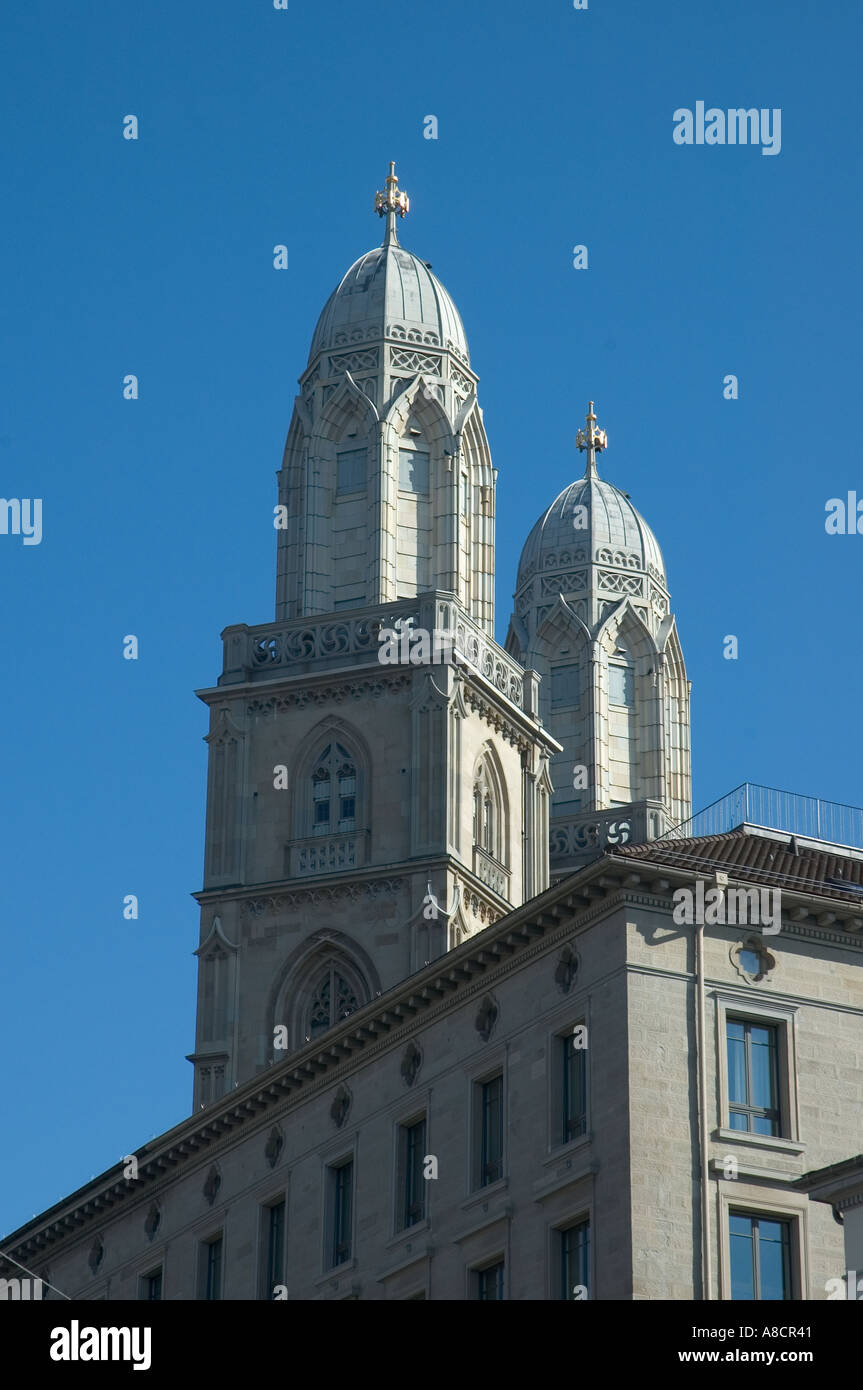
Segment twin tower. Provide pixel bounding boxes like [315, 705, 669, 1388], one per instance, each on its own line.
[188, 166, 692, 1108]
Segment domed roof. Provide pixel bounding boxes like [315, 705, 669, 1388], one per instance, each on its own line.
[308, 242, 469, 366]
[516, 476, 666, 592]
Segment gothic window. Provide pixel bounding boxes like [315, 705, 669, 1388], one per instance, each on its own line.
[308, 964, 361, 1040]
[472, 753, 506, 865]
[311, 743, 357, 838]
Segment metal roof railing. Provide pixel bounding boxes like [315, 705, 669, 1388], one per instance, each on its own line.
[665, 782, 863, 850]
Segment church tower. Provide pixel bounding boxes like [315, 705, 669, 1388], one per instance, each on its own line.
[189, 166, 558, 1109]
[506, 403, 691, 878]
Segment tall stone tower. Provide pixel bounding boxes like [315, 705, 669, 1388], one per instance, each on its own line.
[506, 403, 691, 878]
[188, 165, 558, 1109]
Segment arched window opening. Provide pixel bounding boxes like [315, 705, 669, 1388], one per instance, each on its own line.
[472, 752, 507, 869]
[307, 964, 362, 1041]
[311, 743, 357, 837]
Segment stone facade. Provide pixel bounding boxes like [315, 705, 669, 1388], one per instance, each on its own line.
[4, 831, 861, 1300]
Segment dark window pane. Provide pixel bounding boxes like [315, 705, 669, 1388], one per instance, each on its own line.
[266, 1202, 285, 1298]
[205, 1238, 222, 1301]
[332, 1162, 353, 1266]
[480, 1076, 503, 1186]
[562, 1034, 587, 1143]
[561, 1220, 589, 1299]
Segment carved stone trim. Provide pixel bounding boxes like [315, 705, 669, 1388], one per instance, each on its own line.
[203, 1165, 222, 1207]
[330, 1084, 352, 1129]
[265, 1126, 284, 1169]
[475, 994, 499, 1042]
[554, 946, 579, 994]
[243, 878, 404, 917]
[401, 1041, 423, 1087]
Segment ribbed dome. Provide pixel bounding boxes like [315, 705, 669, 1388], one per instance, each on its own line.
[516, 476, 666, 592]
[308, 243, 470, 365]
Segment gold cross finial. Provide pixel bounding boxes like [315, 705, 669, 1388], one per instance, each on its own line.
[576, 400, 608, 477]
[375, 161, 410, 246]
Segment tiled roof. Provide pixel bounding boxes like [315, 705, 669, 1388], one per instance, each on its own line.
[609, 829, 863, 905]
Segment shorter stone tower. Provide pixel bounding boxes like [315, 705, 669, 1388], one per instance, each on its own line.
[506, 403, 691, 876]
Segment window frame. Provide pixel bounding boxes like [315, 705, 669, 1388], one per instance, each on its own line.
[546, 1005, 591, 1159]
[198, 1233, 224, 1301]
[472, 1071, 505, 1192]
[259, 1196, 287, 1300]
[713, 993, 802, 1152]
[474, 1258, 506, 1301]
[324, 1156, 355, 1272]
[395, 1114, 428, 1234]
[138, 1267, 163, 1301]
[557, 1217, 591, 1300]
[717, 1182, 809, 1301]
[726, 1016, 781, 1136]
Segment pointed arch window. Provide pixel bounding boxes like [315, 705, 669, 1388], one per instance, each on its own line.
[307, 964, 361, 1040]
[472, 754, 507, 867]
[311, 743, 356, 837]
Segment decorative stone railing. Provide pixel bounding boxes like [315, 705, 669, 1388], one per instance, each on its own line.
[288, 833, 368, 877]
[219, 595, 526, 710]
[550, 801, 668, 865]
[472, 845, 510, 898]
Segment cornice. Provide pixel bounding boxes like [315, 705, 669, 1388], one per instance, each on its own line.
[2, 860, 624, 1267]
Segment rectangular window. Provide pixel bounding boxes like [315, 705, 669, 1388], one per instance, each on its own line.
[203, 1236, 222, 1301]
[562, 1032, 587, 1144]
[559, 1219, 590, 1300]
[263, 1200, 285, 1299]
[140, 1269, 162, 1301]
[327, 1160, 354, 1268]
[551, 663, 581, 710]
[609, 664, 634, 706]
[729, 1213, 792, 1300]
[476, 1074, 503, 1188]
[726, 1019, 780, 1135]
[476, 1261, 505, 1300]
[399, 448, 430, 494]
[462, 474, 471, 515]
[337, 448, 366, 493]
[397, 1118, 427, 1231]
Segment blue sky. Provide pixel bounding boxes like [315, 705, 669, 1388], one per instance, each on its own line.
[2, 0, 861, 1236]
